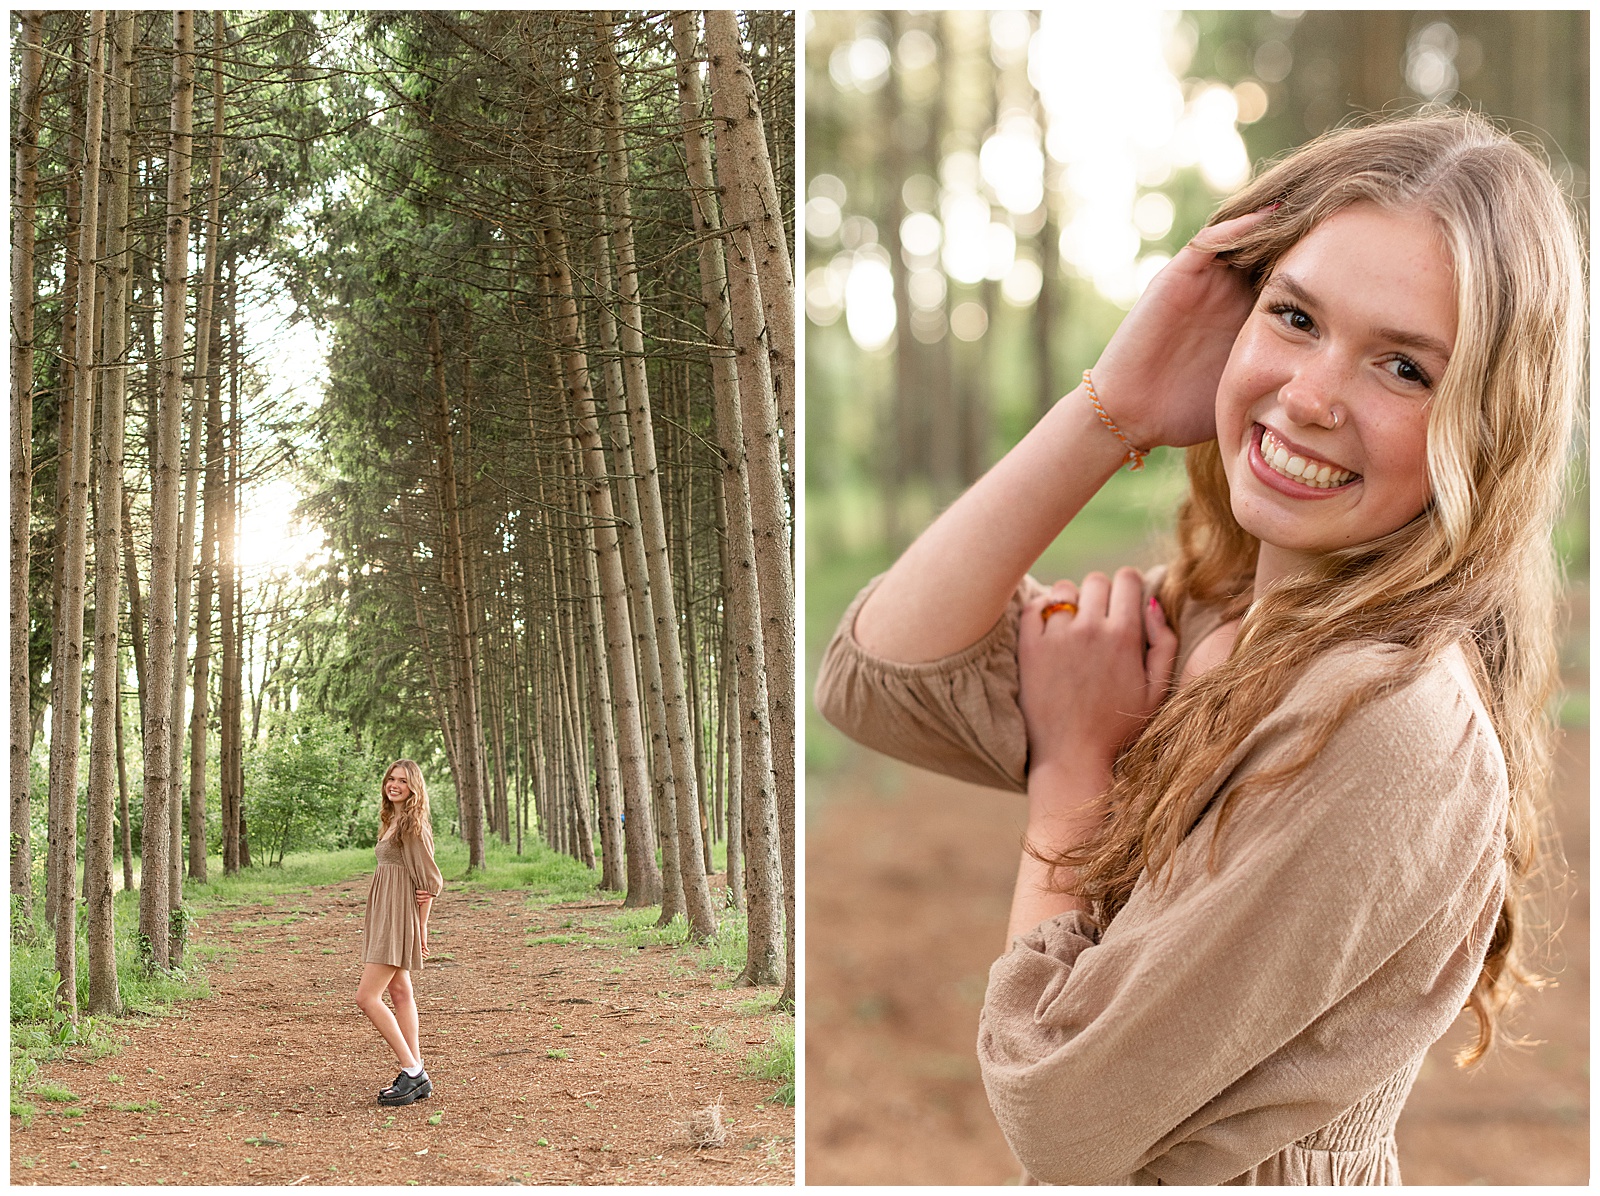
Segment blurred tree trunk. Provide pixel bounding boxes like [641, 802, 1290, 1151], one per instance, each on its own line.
[86, 8, 133, 1014]
[10, 9, 44, 919]
[880, 12, 912, 552]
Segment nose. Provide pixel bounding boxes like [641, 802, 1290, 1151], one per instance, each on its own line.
[1278, 357, 1345, 430]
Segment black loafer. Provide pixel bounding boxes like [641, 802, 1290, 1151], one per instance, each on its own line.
[378, 1069, 432, 1105]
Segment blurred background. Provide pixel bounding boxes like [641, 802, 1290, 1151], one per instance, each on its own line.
[804, 9, 1588, 1185]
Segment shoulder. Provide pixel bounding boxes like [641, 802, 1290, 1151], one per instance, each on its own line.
[1228, 639, 1508, 850]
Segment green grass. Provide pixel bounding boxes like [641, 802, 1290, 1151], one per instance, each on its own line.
[743, 1018, 795, 1106]
[109, 1099, 159, 1113]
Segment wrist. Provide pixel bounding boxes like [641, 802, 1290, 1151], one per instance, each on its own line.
[1025, 758, 1112, 850]
[1048, 383, 1138, 477]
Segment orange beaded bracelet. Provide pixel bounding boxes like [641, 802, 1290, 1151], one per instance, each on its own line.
[1082, 369, 1148, 471]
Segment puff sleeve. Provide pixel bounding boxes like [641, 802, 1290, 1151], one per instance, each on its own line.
[400, 822, 445, 899]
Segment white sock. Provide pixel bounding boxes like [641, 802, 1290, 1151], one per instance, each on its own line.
[404, 1060, 424, 1077]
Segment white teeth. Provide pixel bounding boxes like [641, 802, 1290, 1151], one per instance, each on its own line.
[1259, 428, 1355, 489]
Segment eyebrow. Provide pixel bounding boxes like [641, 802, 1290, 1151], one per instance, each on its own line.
[1264, 272, 1453, 363]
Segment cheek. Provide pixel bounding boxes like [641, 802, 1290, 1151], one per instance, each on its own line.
[1369, 412, 1434, 510]
[1215, 327, 1271, 449]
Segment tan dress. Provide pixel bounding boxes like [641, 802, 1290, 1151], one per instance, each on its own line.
[361, 824, 445, 973]
[815, 573, 1509, 1185]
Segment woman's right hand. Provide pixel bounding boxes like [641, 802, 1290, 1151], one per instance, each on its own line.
[1087, 209, 1273, 450]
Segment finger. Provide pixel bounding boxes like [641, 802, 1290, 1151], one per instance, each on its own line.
[1187, 207, 1276, 255]
[1108, 568, 1145, 636]
[1077, 572, 1111, 619]
[1143, 596, 1179, 700]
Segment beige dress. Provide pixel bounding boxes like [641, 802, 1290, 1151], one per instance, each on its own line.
[361, 824, 445, 973]
[815, 573, 1509, 1185]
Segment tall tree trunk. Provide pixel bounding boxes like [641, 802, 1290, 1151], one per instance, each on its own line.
[218, 257, 239, 874]
[86, 9, 134, 1014]
[707, 36, 798, 1006]
[10, 9, 45, 919]
[116, 639, 133, 892]
[705, 10, 796, 512]
[46, 24, 87, 934]
[674, 11, 781, 982]
[576, 467, 625, 890]
[48, 9, 108, 1015]
[425, 310, 487, 870]
[533, 191, 660, 907]
[229, 304, 249, 872]
[580, 209, 678, 916]
[711, 475, 743, 912]
[167, 10, 223, 954]
[142, 9, 195, 969]
[597, 22, 716, 938]
[188, 270, 223, 883]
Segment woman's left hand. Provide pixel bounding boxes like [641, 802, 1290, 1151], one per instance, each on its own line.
[420, 933, 430, 960]
[1018, 568, 1178, 787]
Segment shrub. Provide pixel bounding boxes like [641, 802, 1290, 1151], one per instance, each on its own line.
[245, 711, 382, 864]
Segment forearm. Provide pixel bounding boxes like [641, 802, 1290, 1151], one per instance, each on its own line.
[855, 386, 1128, 663]
[1006, 760, 1112, 944]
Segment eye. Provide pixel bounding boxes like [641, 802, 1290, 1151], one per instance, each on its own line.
[1384, 355, 1433, 389]
[1266, 302, 1315, 334]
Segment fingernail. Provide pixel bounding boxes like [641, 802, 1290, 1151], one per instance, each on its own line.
[1260, 201, 1282, 212]
[1148, 596, 1159, 609]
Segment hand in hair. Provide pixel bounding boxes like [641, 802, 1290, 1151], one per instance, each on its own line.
[1018, 568, 1178, 784]
[1088, 209, 1272, 450]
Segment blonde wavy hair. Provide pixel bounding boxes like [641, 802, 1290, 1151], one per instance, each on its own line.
[380, 758, 432, 844]
[1057, 111, 1585, 1065]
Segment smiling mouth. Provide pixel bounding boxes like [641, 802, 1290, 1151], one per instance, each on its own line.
[1256, 426, 1359, 490]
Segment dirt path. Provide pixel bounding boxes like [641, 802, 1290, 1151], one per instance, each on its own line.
[805, 728, 1588, 1185]
[12, 880, 794, 1185]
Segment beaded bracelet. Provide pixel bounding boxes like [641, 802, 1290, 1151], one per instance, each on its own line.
[1082, 369, 1148, 471]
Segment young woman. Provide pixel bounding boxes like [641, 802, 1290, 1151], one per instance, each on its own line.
[816, 112, 1583, 1184]
[356, 758, 445, 1106]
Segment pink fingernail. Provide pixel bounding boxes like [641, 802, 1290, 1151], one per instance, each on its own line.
[1148, 596, 1159, 609]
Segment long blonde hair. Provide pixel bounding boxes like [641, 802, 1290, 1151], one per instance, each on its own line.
[380, 758, 432, 843]
[1058, 112, 1585, 1064]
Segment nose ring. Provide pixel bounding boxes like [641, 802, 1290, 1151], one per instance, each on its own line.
[1327, 408, 1343, 430]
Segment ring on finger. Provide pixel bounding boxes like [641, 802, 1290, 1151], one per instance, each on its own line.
[1041, 600, 1078, 625]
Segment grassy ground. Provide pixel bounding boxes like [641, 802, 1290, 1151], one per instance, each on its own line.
[10, 832, 790, 1127]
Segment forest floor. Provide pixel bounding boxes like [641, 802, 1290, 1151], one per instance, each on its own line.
[806, 570, 1589, 1190]
[11, 875, 794, 1186]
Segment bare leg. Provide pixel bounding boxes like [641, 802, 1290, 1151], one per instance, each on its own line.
[386, 968, 421, 1070]
[355, 963, 417, 1069]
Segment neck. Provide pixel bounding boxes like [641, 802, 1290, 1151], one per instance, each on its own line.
[1252, 541, 1320, 596]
